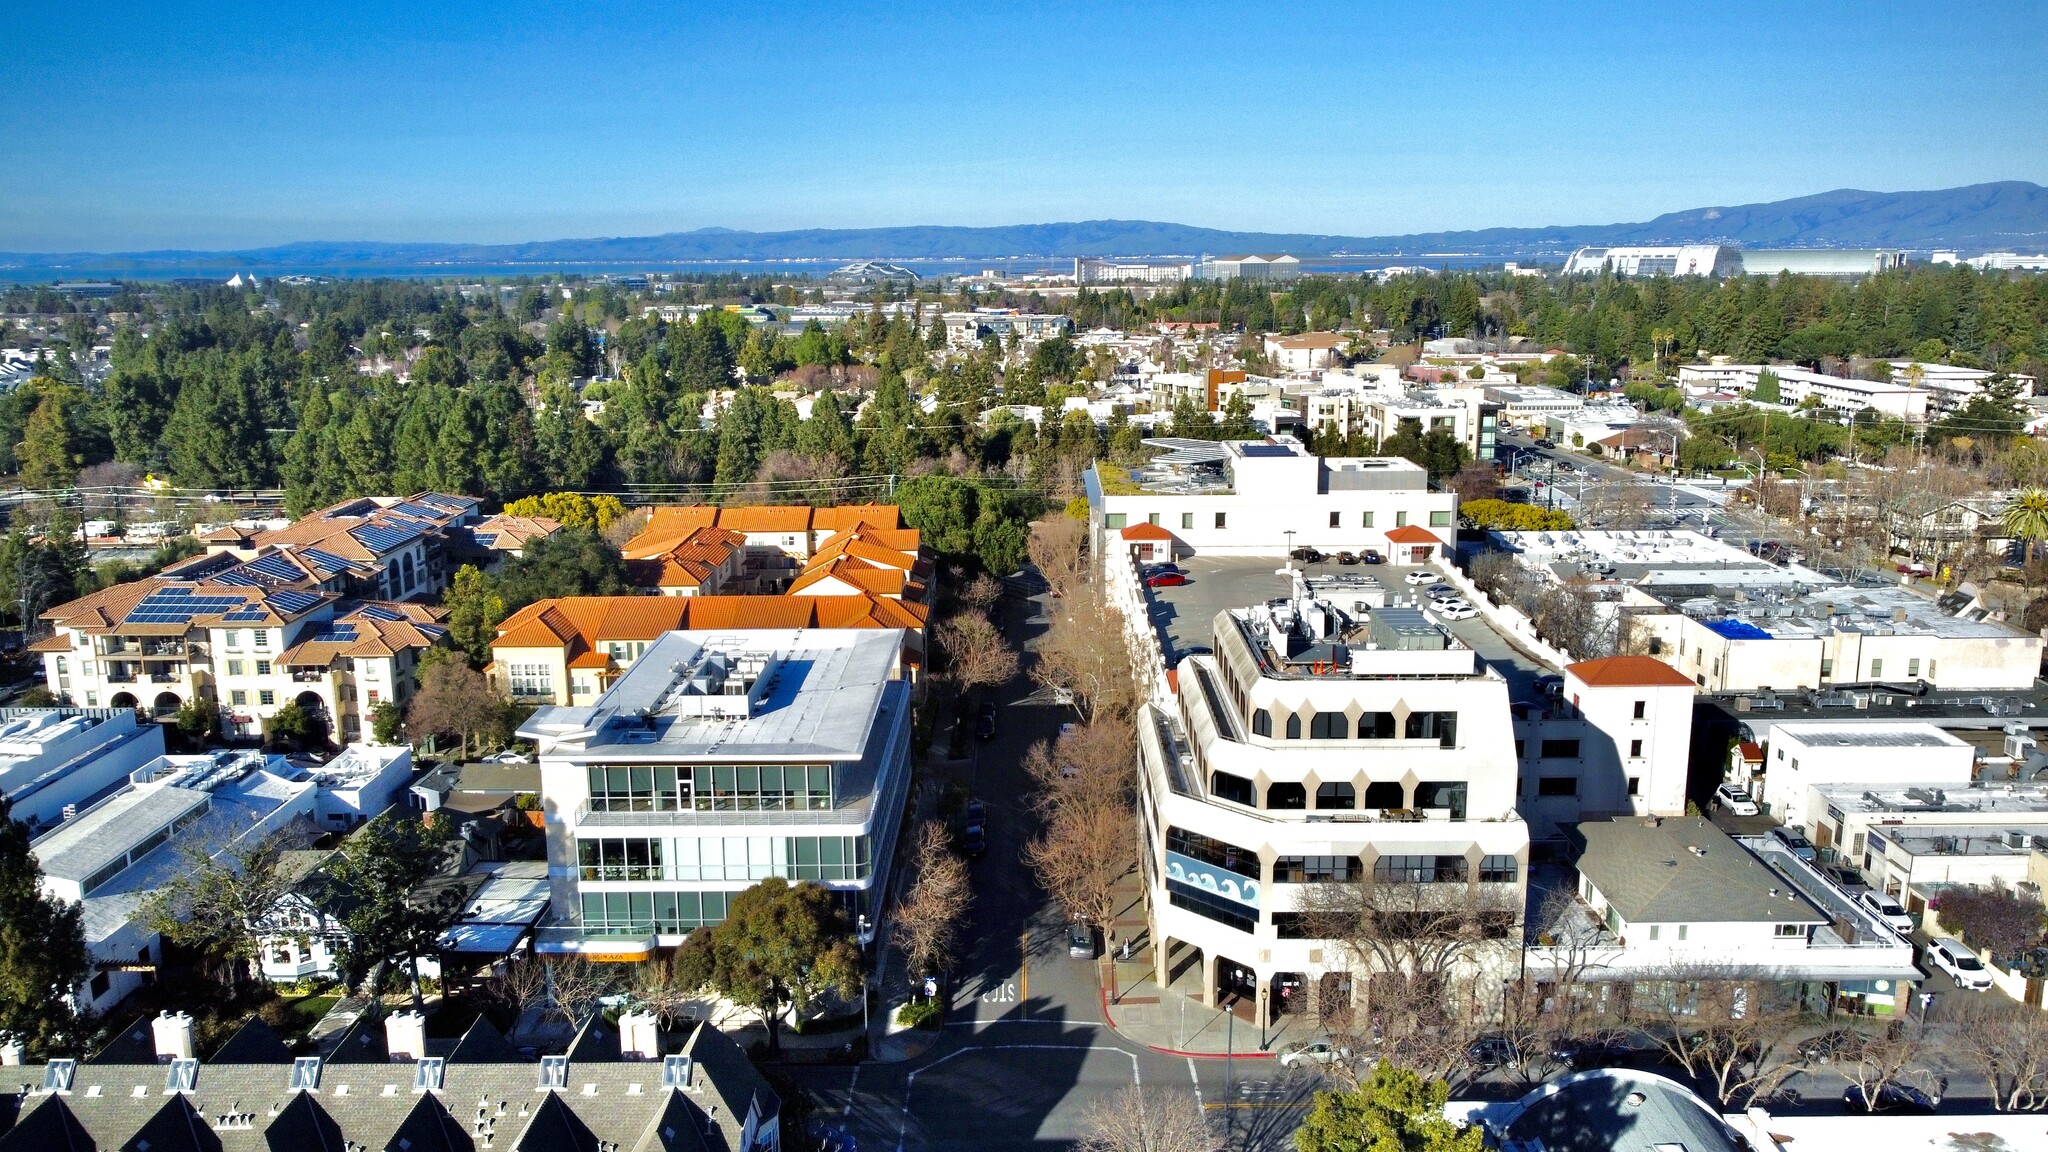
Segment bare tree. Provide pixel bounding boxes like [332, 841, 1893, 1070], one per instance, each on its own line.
[956, 572, 1005, 614]
[488, 956, 617, 1029]
[1022, 722, 1135, 819]
[934, 608, 1018, 695]
[1948, 997, 2048, 1112]
[1626, 970, 1803, 1108]
[1841, 1021, 1940, 1112]
[1026, 514, 1090, 601]
[142, 817, 321, 994]
[1078, 1086, 1217, 1152]
[1300, 873, 1519, 1080]
[1034, 582, 1141, 723]
[893, 821, 972, 984]
[1024, 799, 1133, 942]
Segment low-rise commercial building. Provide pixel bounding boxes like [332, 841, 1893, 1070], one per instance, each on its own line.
[1809, 780, 2048, 902]
[1087, 436, 1457, 559]
[1138, 596, 1529, 1026]
[520, 627, 914, 957]
[0, 709, 165, 833]
[1536, 816, 1920, 1014]
[1757, 722, 1975, 829]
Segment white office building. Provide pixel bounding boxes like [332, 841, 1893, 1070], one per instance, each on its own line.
[1675, 364, 1931, 422]
[1757, 723, 1975, 830]
[1138, 597, 1529, 1027]
[1087, 436, 1457, 560]
[521, 628, 913, 958]
[1810, 780, 2048, 904]
[1513, 657, 1696, 840]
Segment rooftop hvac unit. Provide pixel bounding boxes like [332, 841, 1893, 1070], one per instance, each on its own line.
[2008, 829, 2029, 850]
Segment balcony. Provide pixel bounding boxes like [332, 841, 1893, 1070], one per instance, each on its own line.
[290, 669, 331, 684]
[106, 672, 138, 685]
[571, 801, 870, 829]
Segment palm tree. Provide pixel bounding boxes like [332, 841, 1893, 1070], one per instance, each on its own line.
[2001, 489, 2048, 576]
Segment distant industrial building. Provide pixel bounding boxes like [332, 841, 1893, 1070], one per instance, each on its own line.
[829, 260, 921, 284]
[1197, 254, 1301, 281]
[1075, 257, 1195, 284]
[1564, 245, 1907, 278]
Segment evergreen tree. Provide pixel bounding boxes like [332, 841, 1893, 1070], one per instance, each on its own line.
[0, 794, 90, 1054]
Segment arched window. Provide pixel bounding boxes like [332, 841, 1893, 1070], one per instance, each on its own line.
[1308, 711, 1347, 739]
[1315, 781, 1356, 809]
[1284, 713, 1301, 740]
[1363, 781, 1405, 809]
[1251, 709, 1272, 737]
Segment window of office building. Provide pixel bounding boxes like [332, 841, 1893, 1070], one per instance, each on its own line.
[1167, 880, 1255, 933]
[585, 764, 834, 813]
[1211, 771, 1255, 806]
[664, 835, 871, 882]
[1272, 912, 1310, 939]
[1395, 512, 1408, 527]
[1373, 855, 1469, 884]
[1361, 511, 1374, 527]
[1363, 781, 1405, 809]
[580, 890, 731, 935]
[1479, 855, 1518, 883]
[1429, 511, 1451, 527]
[1274, 855, 1361, 883]
[1181, 513, 1194, 529]
[1308, 711, 1348, 739]
[1167, 826, 1259, 879]
[1214, 512, 1227, 529]
[1405, 711, 1457, 747]
[1356, 712, 1396, 738]
[1104, 514, 1126, 529]
[1536, 776, 1578, 797]
[1540, 739, 1580, 759]
[1329, 512, 1341, 528]
[1284, 713, 1301, 739]
[1414, 781, 1467, 819]
[578, 838, 664, 882]
[1315, 781, 1355, 809]
[1266, 782, 1306, 809]
[1251, 709, 1272, 737]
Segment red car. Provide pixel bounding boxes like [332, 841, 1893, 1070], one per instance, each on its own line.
[1145, 571, 1188, 588]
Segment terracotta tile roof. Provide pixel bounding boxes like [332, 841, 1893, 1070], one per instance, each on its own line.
[1566, 655, 1698, 689]
[716, 504, 814, 533]
[469, 513, 562, 550]
[811, 504, 902, 532]
[493, 594, 927, 653]
[1120, 522, 1174, 541]
[640, 505, 720, 536]
[787, 557, 909, 597]
[1737, 741, 1765, 762]
[1384, 524, 1440, 544]
[278, 603, 450, 666]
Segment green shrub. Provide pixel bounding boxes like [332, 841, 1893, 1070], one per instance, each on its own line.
[895, 1000, 943, 1029]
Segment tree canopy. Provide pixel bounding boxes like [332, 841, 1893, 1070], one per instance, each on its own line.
[1294, 1064, 1483, 1152]
[670, 877, 863, 1055]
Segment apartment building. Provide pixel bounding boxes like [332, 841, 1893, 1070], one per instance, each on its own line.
[1087, 436, 1457, 559]
[489, 594, 928, 707]
[1757, 722, 1975, 829]
[941, 309, 1073, 350]
[623, 524, 748, 596]
[1137, 598, 1529, 1026]
[0, 708, 165, 832]
[1888, 360, 2036, 416]
[194, 492, 481, 602]
[35, 573, 448, 744]
[627, 504, 914, 590]
[520, 628, 914, 957]
[1262, 332, 1347, 373]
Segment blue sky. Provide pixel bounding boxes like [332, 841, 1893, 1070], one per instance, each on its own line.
[4, 1, 2044, 251]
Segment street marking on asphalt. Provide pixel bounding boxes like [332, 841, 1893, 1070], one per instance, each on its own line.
[1019, 931, 1030, 1002]
[1186, 1057, 1202, 1110]
[844, 1064, 859, 1118]
[896, 1044, 1140, 1152]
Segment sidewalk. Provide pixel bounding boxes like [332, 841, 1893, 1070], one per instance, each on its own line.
[1090, 876, 1288, 1060]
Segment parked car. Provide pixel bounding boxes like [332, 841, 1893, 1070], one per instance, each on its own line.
[1361, 549, 1382, 565]
[1713, 783, 1760, 817]
[1335, 551, 1358, 565]
[1550, 1036, 1632, 1070]
[1277, 1040, 1353, 1069]
[1533, 674, 1565, 699]
[1926, 937, 1994, 991]
[964, 799, 986, 833]
[1770, 826, 1818, 862]
[1425, 583, 1456, 598]
[1404, 569, 1436, 585]
[1141, 563, 1184, 578]
[1842, 1080, 1941, 1113]
[1067, 923, 1096, 958]
[1823, 865, 1870, 896]
[961, 825, 987, 858]
[1466, 1035, 1521, 1071]
[1798, 1028, 1863, 1064]
[1535, 438, 1556, 449]
[1858, 890, 1916, 934]
[1289, 547, 1326, 564]
[1145, 571, 1188, 588]
[483, 750, 532, 764]
[1437, 603, 1478, 621]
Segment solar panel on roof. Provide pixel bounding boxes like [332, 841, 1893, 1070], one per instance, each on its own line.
[246, 553, 308, 582]
[472, 533, 499, 547]
[357, 605, 403, 622]
[1238, 443, 1296, 457]
[157, 587, 195, 598]
[350, 524, 418, 553]
[222, 607, 271, 622]
[212, 571, 262, 587]
[311, 624, 358, 643]
[269, 590, 323, 614]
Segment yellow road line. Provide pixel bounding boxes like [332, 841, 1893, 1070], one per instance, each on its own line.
[1019, 932, 1030, 1002]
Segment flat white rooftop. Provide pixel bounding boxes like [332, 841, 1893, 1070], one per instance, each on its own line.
[1771, 723, 1969, 750]
[522, 628, 904, 761]
[1815, 780, 2048, 817]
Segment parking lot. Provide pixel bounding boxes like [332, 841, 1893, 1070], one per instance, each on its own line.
[1144, 554, 1553, 701]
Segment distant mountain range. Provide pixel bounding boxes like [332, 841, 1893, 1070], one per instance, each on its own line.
[6, 181, 2046, 274]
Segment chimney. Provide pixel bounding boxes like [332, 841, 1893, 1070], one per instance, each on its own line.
[618, 1011, 660, 1061]
[0, 1037, 22, 1066]
[385, 1011, 427, 1063]
[153, 1011, 195, 1062]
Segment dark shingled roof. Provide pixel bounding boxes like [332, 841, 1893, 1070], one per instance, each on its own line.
[322, 1014, 391, 1064]
[208, 1018, 295, 1065]
[263, 1091, 345, 1152]
[447, 1015, 524, 1065]
[0, 1094, 91, 1152]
